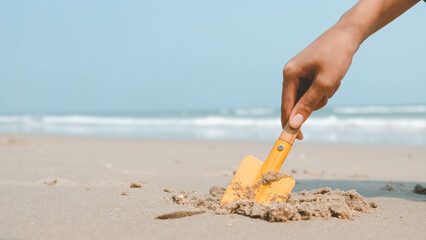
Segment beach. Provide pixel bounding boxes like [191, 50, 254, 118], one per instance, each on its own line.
[2, 0, 425, 238]
[0, 134, 425, 239]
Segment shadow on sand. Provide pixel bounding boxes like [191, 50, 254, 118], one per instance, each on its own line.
[293, 179, 426, 202]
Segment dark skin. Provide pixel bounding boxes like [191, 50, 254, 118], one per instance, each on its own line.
[281, 0, 420, 140]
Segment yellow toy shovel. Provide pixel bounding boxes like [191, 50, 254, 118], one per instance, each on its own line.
[221, 123, 299, 205]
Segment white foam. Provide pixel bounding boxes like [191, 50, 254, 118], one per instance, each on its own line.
[233, 108, 276, 116]
[0, 115, 426, 131]
[333, 105, 426, 114]
[305, 115, 426, 132]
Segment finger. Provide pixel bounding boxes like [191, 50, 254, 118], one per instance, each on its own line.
[328, 81, 341, 99]
[281, 68, 299, 128]
[288, 83, 327, 129]
[295, 77, 312, 103]
[296, 130, 304, 140]
[314, 95, 328, 111]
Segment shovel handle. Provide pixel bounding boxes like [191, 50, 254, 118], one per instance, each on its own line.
[279, 122, 300, 145]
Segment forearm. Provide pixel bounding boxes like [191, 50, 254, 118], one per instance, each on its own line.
[335, 0, 420, 46]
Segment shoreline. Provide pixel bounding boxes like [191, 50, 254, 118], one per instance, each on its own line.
[1, 132, 426, 148]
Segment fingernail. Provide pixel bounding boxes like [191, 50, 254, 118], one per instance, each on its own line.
[290, 114, 304, 128]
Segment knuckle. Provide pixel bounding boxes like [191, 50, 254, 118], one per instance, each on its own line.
[315, 77, 334, 90]
[317, 97, 328, 109]
[298, 99, 316, 113]
[328, 81, 341, 98]
[283, 62, 299, 78]
[323, 97, 329, 105]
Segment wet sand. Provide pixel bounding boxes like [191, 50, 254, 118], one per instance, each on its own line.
[0, 135, 425, 239]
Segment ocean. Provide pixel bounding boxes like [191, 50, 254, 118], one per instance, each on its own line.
[1, 105, 425, 146]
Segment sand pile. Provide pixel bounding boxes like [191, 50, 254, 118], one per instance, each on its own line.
[170, 171, 377, 222]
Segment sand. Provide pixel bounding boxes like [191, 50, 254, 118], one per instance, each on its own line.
[170, 185, 377, 221]
[0, 135, 425, 239]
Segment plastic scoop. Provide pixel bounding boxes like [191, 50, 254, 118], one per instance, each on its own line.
[221, 123, 299, 205]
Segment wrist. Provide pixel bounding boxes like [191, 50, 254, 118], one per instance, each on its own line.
[324, 22, 363, 57]
[333, 15, 368, 49]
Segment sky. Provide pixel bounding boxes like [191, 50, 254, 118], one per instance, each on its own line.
[0, 0, 425, 114]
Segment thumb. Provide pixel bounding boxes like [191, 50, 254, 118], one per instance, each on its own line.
[289, 86, 326, 129]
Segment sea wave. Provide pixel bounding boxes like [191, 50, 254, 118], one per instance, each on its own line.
[0, 107, 425, 145]
[1, 114, 426, 131]
[233, 108, 277, 116]
[333, 105, 426, 114]
[305, 115, 426, 132]
[0, 115, 278, 127]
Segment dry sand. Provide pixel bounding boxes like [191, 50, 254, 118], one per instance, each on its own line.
[0, 134, 425, 239]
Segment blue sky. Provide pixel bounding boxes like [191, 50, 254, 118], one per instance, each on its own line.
[0, 0, 425, 114]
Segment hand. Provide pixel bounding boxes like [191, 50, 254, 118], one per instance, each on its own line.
[281, 25, 361, 140]
[281, 0, 420, 140]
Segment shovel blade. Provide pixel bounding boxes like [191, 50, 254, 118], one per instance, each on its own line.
[220, 155, 295, 205]
[255, 176, 295, 204]
[220, 155, 262, 205]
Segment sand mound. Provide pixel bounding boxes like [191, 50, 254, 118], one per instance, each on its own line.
[170, 172, 377, 222]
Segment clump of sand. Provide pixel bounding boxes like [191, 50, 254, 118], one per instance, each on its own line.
[130, 183, 142, 188]
[170, 171, 377, 222]
[155, 210, 206, 219]
[259, 171, 289, 184]
[224, 171, 292, 201]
